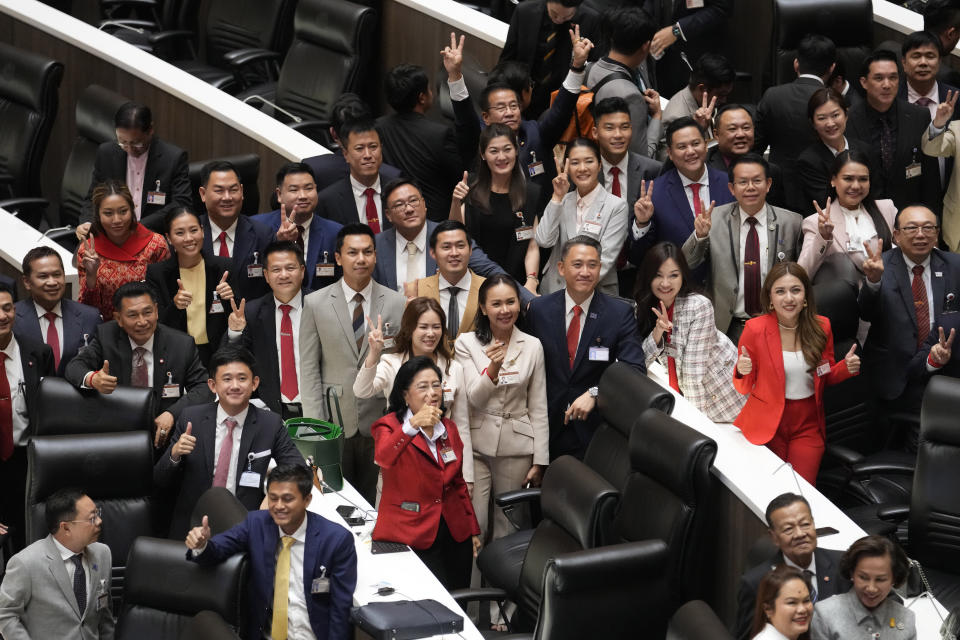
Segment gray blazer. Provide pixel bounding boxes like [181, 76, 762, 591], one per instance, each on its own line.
[682, 202, 803, 332]
[299, 279, 406, 437]
[0, 536, 114, 640]
[584, 58, 661, 157]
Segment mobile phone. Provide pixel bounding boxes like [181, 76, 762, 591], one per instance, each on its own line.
[815, 526, 839, 537]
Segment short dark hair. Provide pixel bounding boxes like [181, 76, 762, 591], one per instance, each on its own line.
[715, 103, 754, 127]
[385, 64, 429, 113]
[561, 234, 602, 260]
[796, 34, 837, 76]
[114, 102, 152, 131]
[606, 7, 656, 55]
[488, 61, 532, 101]
[112, 280, 158, 313]
[806, 87, 847, 120]
[264, 240, 306, 267]
[764, 493, 811, 528]
[163, 206, 200, 234]
[200, 160, 240, 188]
[208, 345, 257, 378]
[728, 152, 769, 182]
[860, 49, 900, 79]
[923, 0, 960, 41]
[275, 162, 316, 188]
[339, 119, 379, 147]
[902, 30, 943, 58]
[387, 355, 445, 421]
[840, 535, 910, 587]
[0, 280, 15, 304]
[381, 177, 422, 212]
[550, 0, 582, 7]
[22, 246, 63, 277]
[429, 219, 472, 249]
[665, 116, 706, 147]
[689, 52, 735, 90]
[480, 82, 520, 113]
[45, 488, 86, 535]
[335, 223, 376, 253]
[331, 93, 372, 141]
[267, 463, 313, 499]
[591, 96, 631, 121]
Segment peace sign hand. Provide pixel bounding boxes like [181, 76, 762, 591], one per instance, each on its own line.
[228, 297, 246, 332]
[81, 237, 100, 284]
[552, 158, 570, 203]
[694, 93, 717, 130]
[276, 204, 299, 242]
[934, 89, 959, 129]
[844, 343, 861, 375]
[634, 179, 654, 227]
[694, 200, 715, 239]
[651, 300, 673, 345]
[441, 31, 465, 81]
[814, 197, 834, 241]
[862, 239, 884, 283]
[569, 24, 593, 69]
[366, 314, 385, 357]
[931, 327, 956, 365]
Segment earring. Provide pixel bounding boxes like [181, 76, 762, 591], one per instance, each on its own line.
[769, 303, 774, 310]
[803, 300, 807, 308]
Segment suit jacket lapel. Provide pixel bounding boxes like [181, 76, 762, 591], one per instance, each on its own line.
[548, 292, 570, 380]
[363, 285, 388, 361]
[889, 251, 918, 330]
[573, 294, 603, 372]
[330, 285, 358, 358]
[16, 304, 43, 344]
[410, 431, 443, 468]
[112, 325, 133, 385]
[200, 406, 218, 480]
[152, 327, 169, 389]
[932, 251, 947, 318]
[44, 537, 81, 617]
[259, 300, 280, 379]
[234, 218, 254, 264]
[763, 316, 785, 390]
[669, 173, 695, 234]
[61, 301, 82, 365]
[235, 407, 258, 479]
[459, 274, 482, 335]
[727, 207, 742, 273]
[377, 230, 398, 290]
[765, 205, 780, 270]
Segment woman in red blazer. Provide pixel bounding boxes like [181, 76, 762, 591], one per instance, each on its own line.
[371, 355, 481, 590]
[733, 262, 860, 485]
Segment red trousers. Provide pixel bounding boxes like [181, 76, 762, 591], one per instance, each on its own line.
[766, 396, 824, 486]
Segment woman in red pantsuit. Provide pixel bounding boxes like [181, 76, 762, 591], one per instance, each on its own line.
[371, 355, 481, 590]
[733, 262, 861, 485]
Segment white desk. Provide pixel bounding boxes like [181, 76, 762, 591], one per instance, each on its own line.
[308, 481, 483, 640]
[0, 208, 78, 296]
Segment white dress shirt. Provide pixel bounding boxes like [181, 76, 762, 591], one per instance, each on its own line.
[341, 278, 374, 330]
[208, 218, 238, 258]
[275, 293, 303, 404]
[797, 74, 825, 85]
[395, 225, 428, 289]
[678, 167, 710, 218]
[733, 207, 770, 318]
[907, 81, 947, 184]
[752, 622, 791, 640]
[823, 136, 849, 157]
[35, 301, 63, 359]
[2, 337, 29, 445]
[564, 291, 594, 351]
[213, 403, 248, 494]
[53, 536, 92, 603]
[126, 151, 148, 221]
[601, 156, 629, 198]
[575, 183, 604, 231]
[903, 253, 935, 333]
[438, 271, 472, 331]
[276, 515, 313, 640]
[350, 175, 382, 227]
[128, 334, 155, 388]
[838, 204, 878, 253]
[782, 552, 818, 580]
[400, 408, 447, 461]
[783, 350, 815, 399]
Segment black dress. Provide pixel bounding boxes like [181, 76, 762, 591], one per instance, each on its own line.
[465, 191, 535, 282]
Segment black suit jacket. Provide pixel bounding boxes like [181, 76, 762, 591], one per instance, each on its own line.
[376, 112, 462, 222]
[153, 402, 305, 538]
[796, 137, 875, 210]
[145, 255, 236, 354]
[316, 174, 395, 230]
[12, 335, 56, 433]
[898, 79, 959, 193]
[734, 547, 850, 640]
[706, 148, 789, 210]
[302, 150, 401, 192]
[14, 298, 101, 376]
[199, 214, 275, 302]
[64, 322, 213, 419]
[81, 137, 192, 232]
[845, 99, 940, 212]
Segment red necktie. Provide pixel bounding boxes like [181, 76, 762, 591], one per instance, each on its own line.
[610, 167, 622, 198]
[912, 265, 930, 346]
[689, 183, 703, 217]
[0, 353, 12, 461]
[279, 304, 298, 400]
[44, 311, 60, 370]
[744, 217, 761, 316]
[213, 418, 237, 488]
[665, 304, 681, 394]
[363, 188, 381, 233]
[567, 305, 582, 370]
[217, 231, 229, 258]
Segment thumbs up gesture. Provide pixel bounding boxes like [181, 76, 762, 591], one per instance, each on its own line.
[172, 421, 197, 461]
[185, 514, 211, 550]
[736, 347, 752, 376]
[214, 270, 234, 301]
[453, 171, 470, 202]
[173, 278, 193, 310]
[844, 343, 861, 375]
[91, 360, 117, 394]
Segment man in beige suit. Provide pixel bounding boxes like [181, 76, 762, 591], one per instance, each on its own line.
[300, 223, 405, 504]
[406, 220, 485, 350]
[921, 90, 960, 251]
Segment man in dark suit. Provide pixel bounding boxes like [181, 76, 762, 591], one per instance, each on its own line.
[629, 117, 735, 280]
[376, 64, 463, 222]
[859, 206, 960, 444]
[734, 493, 851, 640]
[252, 162, 342, 291]
[707, 105, 787, 210]
[154, 347, 304, 538]
[186, 464, 356, 640]
[198, 160, 275, 302]
[846, 50, 940, 212]
[224, 242, 310, 418]
[924, 0, 960, 87]
[65, 281, 212, 450]
[498, 0, 602, 118]
[0, 280, 55, 552]
[78, 102, 191, 237]
[756, 34, 837, 210]
[526, 236, 645, 460]
[14, 246, 101, 377]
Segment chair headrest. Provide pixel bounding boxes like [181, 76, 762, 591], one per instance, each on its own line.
[189, 154, 261, 217]
[190, 488, 249, 536]
[774, 0, 872, 48]
[921, 376, 960, 445]
[37, 377, 154, 435]
[812, 280, 859, 342]
[76, 85, 129, 143]
[0, 42, 64, 111]
[546, 540, 669, 592]
[28, 432, 153, 499]
[541, 456, 619, 548]
[628, 408, 717, 502]
[598, 362, 675, 436]
[293, 0, 374, 54]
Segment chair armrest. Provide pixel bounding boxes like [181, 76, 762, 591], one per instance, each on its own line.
[147, 29, 194, 46]
[101, 0, 159, 8]
[825, 444, 865, 467]
[449, 587, 510, 605]
[222, 48, 281, 68]
[99, 19, 158, 30]
[876, 504, 910, 522]
[850, 460, 916, 476]
[494, 488, 541, 508]
[0, 197, 50, 212]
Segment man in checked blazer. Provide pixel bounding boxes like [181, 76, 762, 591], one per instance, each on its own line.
[300, 224, 405, 504]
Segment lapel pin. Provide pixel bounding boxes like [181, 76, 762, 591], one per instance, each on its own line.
[27, 360, 33, 367]
[589, 312, 597, 319]
[159, 358, 165, 365]
[823, 576, 830, 582]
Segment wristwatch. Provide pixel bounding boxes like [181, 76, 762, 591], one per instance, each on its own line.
[671, 23, 682, 39]
[588, 386, 599, 398]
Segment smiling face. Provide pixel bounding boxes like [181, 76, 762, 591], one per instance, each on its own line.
[902, 43, 940, 87]
[482, 135, 518, 179]
[894, 206, 939, 265]
[430, 229, 471, 284]
[264, 250, 305, 303]
[403, 367, 442, 415]
[480, 282, 520, 335]
[558, 243, 600, 299]
[716, 108, 755, 157]
[267, 480, 311, 534]
[199, 170, 243, 227]
[335, 233, 376, 289]
[768, 500, 818, 567]
[667, 125, 707, 180]
[812, 99, 847, 145]
[482, 88, 522, 131]
[860, 60, 899, 111]
[276, 171, 318, 223]
[23, 255, 66, 309]
[411, 309, 443, 356]
[208, 360, 259, 416]
[853, 553, 895, 610]
[566, 144, 600, 195]
[593, 111, 633, 162]
[651, 257, 683, 309]
[764, 578, 813, 640]
[729, 161, 771, 214]
[98, 193, 134, 245]
[384, 184, 427, 239]
[343, 129, 383, 185]
[0, 291, 13, 342]
[114, 294, 158, 345]
[830, 161, 870, 209]
[769, 274, 806, 326]
[166, 212, 203, 261]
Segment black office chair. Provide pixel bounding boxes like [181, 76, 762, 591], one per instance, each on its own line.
[667, 600, 734, 640]
[189, 488, 249, 537]
[182, 610, 241, 640]
[35, 376, 154, 436]
[0, 42, 64, 229]
[236, 0, 377, 146]
[99, 0, 201, 60]
[188, 153, 261, 218]
[114, 537, 248, 640]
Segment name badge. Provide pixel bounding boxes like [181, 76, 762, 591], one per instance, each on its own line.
[311, 577, 330, 594]
[208, 291, 225, 314]
[515, 225, 534, 242]
[498, 370, 520, 386]
[247, 263, 263, 278]
[238, 471, 261, 488]
[382, 322, 397, 351]
[442, 386, 454, 403]
[97, 592, 109, 611]
[588, 346, 610, 361]
[816, 360, 831, 377]
[906, 162, 922, 179]
[315, 263, 335, 278]
[440, 447, 457, 463]
[686, 0, 704, 7]
[528, 161, 545, 178]
[400, 501, 420, 513]
[663, 344, 678, 359]
[146, 191, 166, 205]
[162, 383, 180, 398]
[582, 220, 602, 236]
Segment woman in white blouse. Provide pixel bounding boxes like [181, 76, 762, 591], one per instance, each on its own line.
[354, 296, 473, 491]
[750, 565, 814, 640]
[797, 150, 896, 288]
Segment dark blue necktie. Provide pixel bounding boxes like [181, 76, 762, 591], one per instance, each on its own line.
[72, 554, 87, 613]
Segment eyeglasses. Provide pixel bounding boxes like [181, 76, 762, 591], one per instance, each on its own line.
[733, 178, 767, 188]
[899, 224, 939, 236]
[67, 507, 102, 525]
[388, 196, 423, 214]
[488, 102, 520, 115]
[413, 381, 443, 392]
[117, 141, 148, 151]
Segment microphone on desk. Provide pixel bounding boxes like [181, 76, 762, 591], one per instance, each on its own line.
[97, 21, 145, 34]
[42, 225, 74, 238]
[242, 94, 303, 123]
[773, 460, 804, 497]
[307, 456, 376, 523]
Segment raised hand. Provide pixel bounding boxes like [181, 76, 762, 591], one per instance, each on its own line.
[934, 89, 959, 129]
[441, 32, 465, 81]
[411, 404, 443, 430]
[634, 179, 654, 227]
[814, 197, 834, 241]
[185, 514, 211, 550]
[485, 339, 506, 381]
[551, 158, 570, 203]
[215, 270, 233, 301]
[91, 360, 117, 394]
[81, 237, 100, 284]
[154, 411, 174, 448]
[650, 24, 677, 59]
[453, 171, 470, 202]
[694, 93, 717, 131]
[75, 222, 92, 242]
[651, 300, 674, 345]
[862, 240, 884, 283]
[173, 278, 193, 310]
[172, 421, 196, 461]
[569, 24, 593, 69]
[694, 200, 715, 239]
[366, 314, 385, 357]
[931, 327, 956, 365]
[276, 204, 299, 242]
[228, 297, 246, 332]
[643, 88, 662, 119]
[736, 347, 752, 376]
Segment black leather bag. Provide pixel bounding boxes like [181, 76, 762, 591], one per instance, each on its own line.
[350, 599, 463, 640]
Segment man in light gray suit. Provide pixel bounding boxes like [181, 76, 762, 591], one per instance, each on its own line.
[0, 488, 114, 640]
[300, 223, 405, 504]
[682, 154, 803, 344]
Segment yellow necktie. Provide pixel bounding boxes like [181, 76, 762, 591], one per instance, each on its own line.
[271, 536, 295, 640]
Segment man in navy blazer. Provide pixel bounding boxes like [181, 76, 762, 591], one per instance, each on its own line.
[526, 236, 645, 460]
[198, 161, 275, 302]
[629, 117, 734, 280]
[253, 162, 343, 291]
[14, 247, 101, 376]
